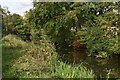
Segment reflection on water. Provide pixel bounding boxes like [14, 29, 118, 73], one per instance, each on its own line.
[57, 46, 120, 78]
[84, 55, 120, 78]
[72, 49, 87, 63]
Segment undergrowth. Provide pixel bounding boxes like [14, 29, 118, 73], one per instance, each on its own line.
[2, 33, 95, 78]
[2, 34, 28, 49]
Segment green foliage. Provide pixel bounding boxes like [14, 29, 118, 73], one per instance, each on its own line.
[2, 34, 95, 78]
[30, 28, 41, 42]
[77, 23, 119, 58]
[2, 2, 120, 78]
[3, 13, 23, 35]
[2, 3, 119, 58]
[2, 34, 28, 48]
[2, 46, 25, 78]
[29, 2, 119, 58]
[52, 60, 95, 78]
[74, 2, 120, 57]
[11, 14, 23, 26]
[16, 23, 31, 41]
[2, 33, 53, 78]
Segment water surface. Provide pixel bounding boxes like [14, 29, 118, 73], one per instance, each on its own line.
[57, 46, 120, 78]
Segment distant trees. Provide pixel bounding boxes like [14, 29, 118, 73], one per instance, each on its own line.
[2, 8, 31, 41]
[5, 13, 23, 34]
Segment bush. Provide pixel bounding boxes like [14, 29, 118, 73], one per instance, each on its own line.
[2, 34, 28, 48]
[10, 30, 56, 78]
[76, 25, 119, 58]
[5, 31, 95, 78]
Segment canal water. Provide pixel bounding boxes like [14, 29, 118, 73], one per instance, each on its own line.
[57, 46, 120, 78]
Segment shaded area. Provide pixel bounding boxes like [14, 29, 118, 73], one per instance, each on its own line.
[56, 45, 120, 78]
[84, 54, 120, 78]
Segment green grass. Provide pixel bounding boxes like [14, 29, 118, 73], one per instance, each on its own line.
[52, 60, 95, 78]
[0, 41, 2, 77]
[2, 34, 95, 78]
[2, 47, 25, 77]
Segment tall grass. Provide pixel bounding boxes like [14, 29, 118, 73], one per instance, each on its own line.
[52, 61, 95, 78]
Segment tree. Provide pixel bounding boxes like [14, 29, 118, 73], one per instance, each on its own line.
[3, 13, 23, 34]
[27, 2, 120, 57]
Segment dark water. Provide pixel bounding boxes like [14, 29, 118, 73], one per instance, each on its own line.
[84, 55, 120, 78]
[57, 46, 120, 78]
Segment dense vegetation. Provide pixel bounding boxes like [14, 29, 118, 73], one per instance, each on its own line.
[2, 33, 95, 78]
[2, 2, 120, 57]
[1, 2, 120, 78]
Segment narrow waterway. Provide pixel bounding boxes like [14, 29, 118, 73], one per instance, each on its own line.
[57, 46, 120, 78]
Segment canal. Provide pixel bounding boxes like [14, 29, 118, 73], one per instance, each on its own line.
[57, 45, 120, 78]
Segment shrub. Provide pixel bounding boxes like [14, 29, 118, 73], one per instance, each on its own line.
[6, 30, 95, 78]
[10, 30, 56, 78]
[76, 25, 119, 58]
[2, 34, 27, 48]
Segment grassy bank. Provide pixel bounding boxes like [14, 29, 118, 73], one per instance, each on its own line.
[2, 34, 95, 78]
